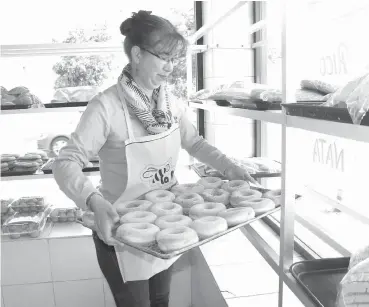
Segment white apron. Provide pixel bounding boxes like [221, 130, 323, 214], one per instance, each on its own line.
[113, 81, 181, 282]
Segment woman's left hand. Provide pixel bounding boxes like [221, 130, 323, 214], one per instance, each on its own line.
[224, 165, 258, 184]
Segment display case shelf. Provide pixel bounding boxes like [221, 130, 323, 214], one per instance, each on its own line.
[286, 114, 369, 144]
[1, 106, 86, 115]
[189, 102, 284, 124]
[1, 171, 100, 181]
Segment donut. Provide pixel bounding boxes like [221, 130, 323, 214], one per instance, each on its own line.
[218, 207, 255, 227]
[155, 215, 193, 230]
[235, 198, 276, 215]
[197, 177, 223, 189]
[156, 226, 199, 252]
[221, 180, 250, 193]
[230, 188, 262, 207]
[263, 189, 281, 205]
[174, 193, 204, 214]
[190, 216, 228, 239]
[201, 188, 230, 205]
[116, 223, 160, 246]
[115, 200, 152, 215]
[170, 183, 204, 196]
[189, 202, 227, 220]
[150, 202, 183, 217]
[120, 211, 157, 224]
[145, 189, 175, 203]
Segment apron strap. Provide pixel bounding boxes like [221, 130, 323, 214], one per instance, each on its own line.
[116, 82, 135, 141]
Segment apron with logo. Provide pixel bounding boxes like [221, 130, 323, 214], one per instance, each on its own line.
[113, 81, 181, 282]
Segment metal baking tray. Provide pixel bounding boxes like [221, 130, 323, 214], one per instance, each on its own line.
[41, 158, 99, 174]
[282, 102, 369, 126]
[44, 101, 88, 108]
[191, 162, 281, 179]
[290, 257, 350, 307]
[112, 204, 281, 259]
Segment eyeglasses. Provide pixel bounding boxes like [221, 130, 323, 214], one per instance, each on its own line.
[141, 47, 180, 66]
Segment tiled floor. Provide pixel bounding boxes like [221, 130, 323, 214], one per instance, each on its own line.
[200, 230, 304, 307]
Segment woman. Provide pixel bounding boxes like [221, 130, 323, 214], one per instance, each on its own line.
[53, 10, 255, 307]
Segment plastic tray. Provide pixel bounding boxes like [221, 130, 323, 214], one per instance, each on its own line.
[41, 158, 99, 174]
[49, 207, 82, 223]
[290, 257, 350, 307]
[282, 102, 369, 126]
[2, 211, 49, 239]
[44, 101, 88, 108]
[9, 196, 48, 213]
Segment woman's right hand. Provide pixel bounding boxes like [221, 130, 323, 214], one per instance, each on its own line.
[89, 194, 120, 246]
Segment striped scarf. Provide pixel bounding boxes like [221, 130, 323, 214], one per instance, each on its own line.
[118, 64, 173, 135]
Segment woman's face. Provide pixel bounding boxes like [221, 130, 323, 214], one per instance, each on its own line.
[135, 48, 176, 90]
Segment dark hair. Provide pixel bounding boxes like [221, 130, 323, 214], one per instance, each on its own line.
[120, 10, 187, 61]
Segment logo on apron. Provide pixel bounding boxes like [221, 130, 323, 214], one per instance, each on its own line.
[141, 158, 175, 187]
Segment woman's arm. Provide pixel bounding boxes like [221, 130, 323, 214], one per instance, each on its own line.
[175, 100, 255, 183]
[52, 95, 111, 210]
[175, 101, 234, 174]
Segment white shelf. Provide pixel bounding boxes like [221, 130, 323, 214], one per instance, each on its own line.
[1, 106, 86, 115]
[304, 186, 369, 226]
[1, 171, 100, 181]
[189, 102, 284, 124]
[286, 114, 369, 144]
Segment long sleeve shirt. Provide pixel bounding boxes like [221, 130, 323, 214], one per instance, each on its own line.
[52, 84, 235, 209]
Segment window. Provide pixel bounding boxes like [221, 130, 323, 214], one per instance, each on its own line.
[1, 2, 196, 202]
[263, 0, 369, 256]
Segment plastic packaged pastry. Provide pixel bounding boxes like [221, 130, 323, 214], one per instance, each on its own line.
[49, 207, 82, 223]
[2, 211, 48, 239]
[336, 258, 369, 307]
[9, 196, 48, 213]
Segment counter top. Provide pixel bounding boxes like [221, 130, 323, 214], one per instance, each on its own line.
[1, 165, 200, 243]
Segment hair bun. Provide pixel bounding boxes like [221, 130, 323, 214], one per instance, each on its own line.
[120, 18, 133, 36]
[132, 10, 152, 20]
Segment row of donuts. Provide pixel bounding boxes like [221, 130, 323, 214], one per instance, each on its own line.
[113, 178, 281, 253]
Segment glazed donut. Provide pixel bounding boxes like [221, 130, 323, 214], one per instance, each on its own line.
[236, 198, 276, 215]
[174, 193, 204, 214]
[197, 177, 223, 189]
[116, 223, 160, 246]
[156, 226, 199, 253]
[201, 188, 230, 205]
[263, 189, 281, 205]
[115, 200, 152, 215]
[145, 189, 175, 203]
[150, 202, 183, 217]
[190, 216, 228, 239]
[189, 202, 226, 220]
[120, 211, 157, 224]
[155, 214, 193, 230]
[218, 207, 255, 227]
[170, 183, 204, 196]
[230, 188, 262, 207]
[221, 180, 250, 193]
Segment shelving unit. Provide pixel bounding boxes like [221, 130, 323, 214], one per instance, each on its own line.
[186, 2, 369, 307]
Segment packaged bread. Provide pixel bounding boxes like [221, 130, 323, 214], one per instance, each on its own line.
[7, 86, 30, 96]
[49, 207, 81, 223]
[10, 196, 47, 213]
[336, 258, 369, 306]
[349, 244, 369, 270]
[2, 211, 47, 239]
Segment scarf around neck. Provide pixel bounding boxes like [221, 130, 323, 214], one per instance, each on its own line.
[118, 64, 173, 135]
